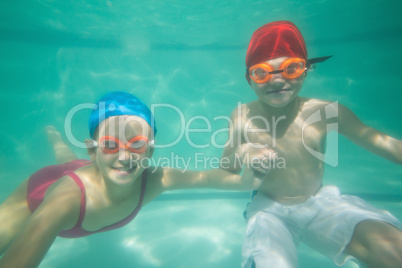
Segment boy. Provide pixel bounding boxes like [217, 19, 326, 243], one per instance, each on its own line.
[221, 21, 402, 268]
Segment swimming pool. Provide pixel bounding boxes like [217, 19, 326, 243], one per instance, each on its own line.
[0, 1, 401, 267]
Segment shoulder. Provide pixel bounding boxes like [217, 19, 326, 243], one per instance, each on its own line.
[140, 166, 167, 199]
[30, 174, 83, 230]
[145, 166, 165, 179]
[229, 104, 244, 119]
[44, 175, 84, 205]
[300, 97, 345, 118]
[301, 97, 333, 109]
[146, 166, 182, 186]
[230, 101, 258, 117]
[301, 97, 351, 110]
[302, 99, 355, 120]
[301, 98, 361, 130]
[229, 101, 260, 128]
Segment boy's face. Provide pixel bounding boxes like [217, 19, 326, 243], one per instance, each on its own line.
[250, 57, 305, 108]
[91, 115, 153, 185]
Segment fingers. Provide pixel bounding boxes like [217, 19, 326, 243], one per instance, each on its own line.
[241, 165, 265, 190]
[253, 166, 271, 175]
[250, 156, 273, 174]
[246, 145, 278, 175]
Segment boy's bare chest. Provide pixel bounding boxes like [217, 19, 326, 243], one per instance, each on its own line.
[242, 113, 327, 157]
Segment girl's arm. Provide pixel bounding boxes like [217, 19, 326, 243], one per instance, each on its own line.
[46, 126, 78, 165]
[0, 178, 81, 268]
[157, 165, 265, 192]
[338, 103, 402, 164]
[220, 107, 246, 174]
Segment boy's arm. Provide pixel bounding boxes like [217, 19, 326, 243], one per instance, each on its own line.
[0, 178, 81, 268]
[338, 104, 402, 164]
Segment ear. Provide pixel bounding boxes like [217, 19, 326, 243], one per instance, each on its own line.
[85, 139, 97, 161]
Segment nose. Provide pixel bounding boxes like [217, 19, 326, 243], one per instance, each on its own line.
[118, 148, 131, 163]
[269, 74, 286, 88]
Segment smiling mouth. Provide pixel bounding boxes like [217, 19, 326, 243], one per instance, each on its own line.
[267, 89, 291, 94]
[112, 166, 136, 176]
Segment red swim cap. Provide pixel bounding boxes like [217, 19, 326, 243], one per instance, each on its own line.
[245, 21, 307, 83]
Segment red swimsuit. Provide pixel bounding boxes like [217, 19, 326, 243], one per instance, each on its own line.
[26, 160, 147, 238]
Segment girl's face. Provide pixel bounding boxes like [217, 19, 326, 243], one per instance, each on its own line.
[91, 115, 153, 186]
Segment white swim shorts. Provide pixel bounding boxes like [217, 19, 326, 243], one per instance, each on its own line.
[242, 185, 401, 268]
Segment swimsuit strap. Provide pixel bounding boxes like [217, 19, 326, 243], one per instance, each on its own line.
[60, 168, 147, 237]
[138, 169, 147, 206]
[92, 168, 148, 233]
[63, 171, 86, 228]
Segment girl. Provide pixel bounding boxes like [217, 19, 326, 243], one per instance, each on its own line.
[0, 91, 270, 268]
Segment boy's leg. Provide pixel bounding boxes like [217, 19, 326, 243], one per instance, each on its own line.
[242, 212, 298, 268]
[46, 126, 77, 165]
[0, 180, 31, 255]
[345, 220, 402, 268]
[301, 186, 401, 267]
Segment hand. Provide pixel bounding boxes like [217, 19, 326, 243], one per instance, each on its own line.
[242, 143, 278, 175]
[240, 164, 267, 190]
[45, 125, 78, 164]
[46, 125, 63, 146]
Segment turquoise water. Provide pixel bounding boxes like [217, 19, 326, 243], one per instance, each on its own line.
[1, 1, 401, 267]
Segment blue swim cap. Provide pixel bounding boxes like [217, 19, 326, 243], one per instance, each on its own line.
[88, 91, 157, 138]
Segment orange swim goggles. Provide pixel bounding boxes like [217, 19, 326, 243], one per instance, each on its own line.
[248, 58, 307, 84]
[95, 136, 150, 154]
